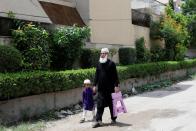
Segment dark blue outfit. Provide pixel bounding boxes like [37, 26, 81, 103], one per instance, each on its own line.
[82, 87, 94, 111]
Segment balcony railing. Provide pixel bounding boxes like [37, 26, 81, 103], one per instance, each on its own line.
[132, 9, 151, 27]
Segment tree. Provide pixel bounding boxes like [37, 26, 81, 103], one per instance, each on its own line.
[160, 6, 189, 60]
[169, 0, 175, 10]
[51, 25, 90, 70]
[182, 0, 196, 15]
[182, 0, 196, 46]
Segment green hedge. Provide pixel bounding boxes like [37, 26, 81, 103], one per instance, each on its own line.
[0, 45, 22, 73]
[135, 37, 151, 63]
[80, 48, 100, 68]
[12, 24, 51, 70]
[119, 48, 136, 65]
[0, 59, 196, 100]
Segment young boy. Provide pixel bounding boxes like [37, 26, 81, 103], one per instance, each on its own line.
[80, 79, 96, 123]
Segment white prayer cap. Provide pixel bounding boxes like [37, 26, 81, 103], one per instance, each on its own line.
[84, 79, 91, 84]
[101, 48, 109, 53]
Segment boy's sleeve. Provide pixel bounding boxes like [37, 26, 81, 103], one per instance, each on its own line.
[82, 90, 85, 103]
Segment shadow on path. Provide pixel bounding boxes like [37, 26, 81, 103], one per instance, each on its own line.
[101, 122, 132, 127]
[138, 83, 193, 98]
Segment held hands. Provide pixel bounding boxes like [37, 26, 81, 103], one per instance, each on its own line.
[93, 86, 97, 94]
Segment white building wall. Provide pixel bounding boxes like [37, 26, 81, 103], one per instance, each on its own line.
[133, 25, 150, 48]
[89, 0, 134, 46]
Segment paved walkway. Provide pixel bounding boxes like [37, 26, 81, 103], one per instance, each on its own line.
[45, 78, 196, 131]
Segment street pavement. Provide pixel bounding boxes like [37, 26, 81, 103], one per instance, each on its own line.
[45, 78, 196, 131]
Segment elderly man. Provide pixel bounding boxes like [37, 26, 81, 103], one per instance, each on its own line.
[92, 48, 120, 128]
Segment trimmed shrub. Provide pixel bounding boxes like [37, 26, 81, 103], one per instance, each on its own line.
[119, 47, 136, 65]
[12, 24, 50, 70]
[50, 26, 90, 70]
[136, 37, 145, 62]
[80, 48, 100, 68]
[150, 44, 166, 62]
[0, 45, 22, 72]
[135, 37, 151, 63]
[0, 59, 196, 100]
[80, 48, 92, 68]
[109, 48, 117, 60]
[144, 50, 151, 63]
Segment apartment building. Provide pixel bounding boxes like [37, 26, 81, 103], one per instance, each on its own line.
[0, 0, 164, 49]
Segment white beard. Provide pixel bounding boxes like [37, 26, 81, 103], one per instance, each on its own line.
[99, 56, 107, 63]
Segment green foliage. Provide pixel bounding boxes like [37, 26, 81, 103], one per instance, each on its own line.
[12, 24, 50, 70]
[167, 5, 192, 47]
[1, 59, 196, 100]
[136, 37, 145, 62]
[80, 48, 100, 68]
[7, 11, 26, 31]
[160, 6, 189, 60]
[51, 25, 90, 70]
[0, 69, 95, 100]
[138, 80, 172, 92]
[144, 50, 151, 62]
[150, 44, 165, 62]
[175, 44, 187, 61]
[119, 48, 136, 65]
[150, 6, 192, 61]
[0, 45, 22, 72]
[89, 49, 100, 67]
[6, 11, 15, 19]
[182, 0, 196, 15]
[150, 21, 162, 39]
[169, 0, 175, 10]
[186, 14, 196, 46]
[135, 37, 151, 63]
[109, 48, 117, 60]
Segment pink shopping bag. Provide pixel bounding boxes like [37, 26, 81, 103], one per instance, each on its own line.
[111, 91, 127, 117]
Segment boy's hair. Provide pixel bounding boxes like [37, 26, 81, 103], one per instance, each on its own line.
[84, 79, 91, 84]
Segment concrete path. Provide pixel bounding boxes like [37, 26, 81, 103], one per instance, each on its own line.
[45, 78, 196, 131]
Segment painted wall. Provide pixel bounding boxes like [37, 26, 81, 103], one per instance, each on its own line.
[133, 25, 151, 48]
[88, 0, 133, 46]
[75, 0, 90, 25]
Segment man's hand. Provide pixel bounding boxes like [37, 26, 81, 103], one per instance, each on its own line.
[93, 86, 97, 93]
[114, 86, 120, 93]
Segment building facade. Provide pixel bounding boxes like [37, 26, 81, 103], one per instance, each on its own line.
[0, 0, 160, 51]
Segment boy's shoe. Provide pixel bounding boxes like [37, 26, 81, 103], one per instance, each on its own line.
[91, 116, 96, 121]
[80, 118, 85, 123]
[92, 121, 102, 128]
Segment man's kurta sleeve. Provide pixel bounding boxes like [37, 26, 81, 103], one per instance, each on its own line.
[94, 65, 99, 86]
